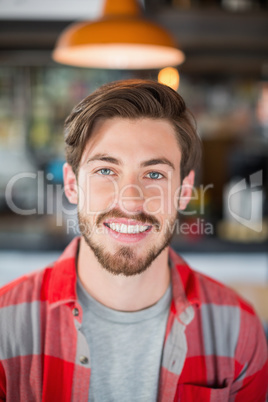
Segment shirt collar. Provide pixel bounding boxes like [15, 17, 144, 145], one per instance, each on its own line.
[48, 237, 79, 306]
[48, 237, 201, 314]
[168, 248, 201, 318]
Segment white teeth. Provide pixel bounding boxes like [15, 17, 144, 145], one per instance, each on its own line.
[121, 224, 128, 233]
[128, 225, 134, 234]
[110, 223, 116, 231]
[107, 223, 149, 234]
[140, 225, 147, 232]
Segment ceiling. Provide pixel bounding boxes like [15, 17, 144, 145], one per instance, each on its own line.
[0, 0, 267, 77]
[0, 0, 103, 20]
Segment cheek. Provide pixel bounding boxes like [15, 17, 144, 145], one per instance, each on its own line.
[143, 182, 178, 216]
[78, 175, 118, 214]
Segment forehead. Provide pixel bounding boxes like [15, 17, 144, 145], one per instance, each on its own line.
[81, 117, 181, 162]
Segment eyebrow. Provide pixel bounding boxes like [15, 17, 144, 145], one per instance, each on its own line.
[87, 154, 121, 165]
[140, 158, 175, 170]
[87, 153, 175, 170]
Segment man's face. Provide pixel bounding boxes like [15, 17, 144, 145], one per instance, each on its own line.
[64, 117, 193, 276]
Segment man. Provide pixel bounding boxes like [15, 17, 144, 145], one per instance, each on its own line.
[0, 80, 267, 401]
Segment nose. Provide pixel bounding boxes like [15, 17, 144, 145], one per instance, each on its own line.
[117, 177, 145, 214]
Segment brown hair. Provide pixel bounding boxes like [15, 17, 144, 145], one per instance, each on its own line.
[64, 79, 202, 180]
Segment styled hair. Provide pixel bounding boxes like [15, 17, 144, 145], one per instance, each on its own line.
[64, 79, 202, 180]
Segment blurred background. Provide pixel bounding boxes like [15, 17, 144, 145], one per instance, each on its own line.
[0, 0, 268, 330]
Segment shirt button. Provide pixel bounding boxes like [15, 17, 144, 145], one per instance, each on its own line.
[72, 307, 79, 316]
[80, 356, 89, 365]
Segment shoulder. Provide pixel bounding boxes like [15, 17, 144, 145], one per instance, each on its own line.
[171, 250, 255, 313]
[0, 264, 55, 361]
[194, 268, 254, 311]
[169, 248, 257, 328]
[170, 248, 266, 348]
[181, 264, 267, 373]
[183, 265, 260, 336]
[179, 262, 267, 388]
[0, 264, 54, 308]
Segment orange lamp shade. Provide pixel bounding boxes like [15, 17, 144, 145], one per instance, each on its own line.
[52, 0, 185, 70]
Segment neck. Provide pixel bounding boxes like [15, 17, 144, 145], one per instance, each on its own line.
[77, 237, 170, 312]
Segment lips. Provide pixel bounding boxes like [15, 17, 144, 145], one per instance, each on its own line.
[102, 218, 153, 243]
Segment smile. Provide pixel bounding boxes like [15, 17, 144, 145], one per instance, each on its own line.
[105, 223, 150, 234]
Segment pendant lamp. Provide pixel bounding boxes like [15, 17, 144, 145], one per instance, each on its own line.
[52, 0, 185, 69]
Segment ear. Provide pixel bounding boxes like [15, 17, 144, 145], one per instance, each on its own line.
[63, 163, 78, 204]
[178, 170, 195, 211]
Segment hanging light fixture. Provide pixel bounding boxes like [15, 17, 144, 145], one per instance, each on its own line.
[52, 0, 185, 70]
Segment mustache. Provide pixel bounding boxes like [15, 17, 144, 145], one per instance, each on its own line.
[96, 208, 160, 229]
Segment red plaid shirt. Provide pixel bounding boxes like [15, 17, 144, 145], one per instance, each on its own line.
[0, 237, 267, 401]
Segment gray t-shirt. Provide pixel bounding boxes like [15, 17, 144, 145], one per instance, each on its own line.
[77, 278, 172, 402]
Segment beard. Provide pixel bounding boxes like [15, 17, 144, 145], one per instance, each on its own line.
[78, 208, 177, 277]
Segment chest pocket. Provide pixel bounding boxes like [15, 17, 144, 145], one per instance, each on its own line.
[177, 383, 230, 401]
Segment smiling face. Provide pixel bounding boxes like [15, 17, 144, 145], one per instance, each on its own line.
[64, 117, 194, 276]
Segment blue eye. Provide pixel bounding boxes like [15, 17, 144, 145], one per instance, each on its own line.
[98, 168, 114, 176]
[147, 172, 163, 180]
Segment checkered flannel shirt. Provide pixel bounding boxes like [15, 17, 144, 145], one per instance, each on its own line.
[0, 237, 267, 401]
